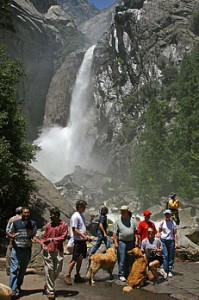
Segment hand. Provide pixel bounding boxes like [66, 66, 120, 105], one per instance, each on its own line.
[41, 242, 48, 251]
[114, 242, 118, 250]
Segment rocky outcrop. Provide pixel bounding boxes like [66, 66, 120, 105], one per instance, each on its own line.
[57, 0, 99, 26]
[27, 165, 73, 227]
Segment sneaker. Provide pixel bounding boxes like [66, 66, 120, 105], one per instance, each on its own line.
[168, 272, 173, 277]
[74, 274, 86, 283]
[159, 268, 168, 279]
[119, 276, 126, 282]
[64, 275, 72, 285]
[16, 286, 22, 294]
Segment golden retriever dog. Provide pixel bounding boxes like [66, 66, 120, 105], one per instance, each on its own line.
[86, 248, 116, 284]
[0, 283, 12, 300]
[123, 247, 147, 293]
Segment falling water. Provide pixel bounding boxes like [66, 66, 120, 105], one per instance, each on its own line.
[32, 45, 96, 182]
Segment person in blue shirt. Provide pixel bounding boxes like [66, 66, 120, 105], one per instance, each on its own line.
[89, 207, 110, 256]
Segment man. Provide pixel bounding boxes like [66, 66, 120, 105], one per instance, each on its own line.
[113, 205, 138, 282]
[40, 208, 68, 299]
[7, 207, 37, 297]
[167, 192, 180, 225]
[6, 207, 22, 276]
[89, 206, 110, 256]
[64, 200, 91, 285]
[141, 227, 163, 284]
[138, 210, 157, 242]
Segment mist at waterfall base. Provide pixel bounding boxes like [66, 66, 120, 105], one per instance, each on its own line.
[32, 46, 100, 183]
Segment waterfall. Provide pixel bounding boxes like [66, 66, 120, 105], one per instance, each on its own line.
[32, 45, 96, 182]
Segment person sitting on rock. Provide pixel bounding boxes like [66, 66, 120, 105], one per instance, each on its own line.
[89, 207, 110, 256]
[141, 227, 163, 284]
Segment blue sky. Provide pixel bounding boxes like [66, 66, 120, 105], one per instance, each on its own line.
[88, 0, 116, 10]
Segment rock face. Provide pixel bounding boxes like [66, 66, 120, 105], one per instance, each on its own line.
[57, 0, 99, 26]
[43, 49, 86, 127]
[27, 165, 73, 227]
[0, 0, 87, 140]
[80, 2, 117, 44]
[91, 0, 199, 180]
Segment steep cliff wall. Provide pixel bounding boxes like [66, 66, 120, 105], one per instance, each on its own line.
[0, 0, 88, 140]
[91, 0, 199, 179]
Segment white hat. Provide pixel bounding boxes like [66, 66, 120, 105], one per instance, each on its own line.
[120, 205, 129, 211]
[164, 209, 172, 214]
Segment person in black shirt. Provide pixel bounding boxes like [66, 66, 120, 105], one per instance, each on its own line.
[89, 207, 110, 256]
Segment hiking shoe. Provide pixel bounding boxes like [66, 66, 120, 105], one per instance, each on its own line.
[64, 275, 72, 285]
[168, 271, 173, 277]
[119, 276, 126, 282]
[74, 274, 86, 283]
[159, 268, 168, 279]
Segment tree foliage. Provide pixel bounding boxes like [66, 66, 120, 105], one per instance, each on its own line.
[0, 44, 37, 223]
[130, 46, 199, 205]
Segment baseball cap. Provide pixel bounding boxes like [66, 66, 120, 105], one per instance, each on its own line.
[143, 210, 151, 216]
[164, 209, 172, 214]
[15, 206, 22, 214]
[120, 205, 129, 211]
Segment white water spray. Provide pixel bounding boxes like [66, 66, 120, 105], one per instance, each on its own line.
[32, 45, 96, 182]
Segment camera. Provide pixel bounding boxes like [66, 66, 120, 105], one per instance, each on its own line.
[150, 250, 156, 257]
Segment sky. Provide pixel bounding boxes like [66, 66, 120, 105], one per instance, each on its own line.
[88, 0, 116, 10]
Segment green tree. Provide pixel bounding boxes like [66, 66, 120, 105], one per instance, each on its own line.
[130, 46, 199, 205]
[167, 46, 199, 198]
[0, 44, 37, 224]
[133, 94, 171, 206]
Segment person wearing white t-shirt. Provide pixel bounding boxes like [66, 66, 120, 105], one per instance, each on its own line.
[158, 209, 178, 278]
[64, 200, 91, 285]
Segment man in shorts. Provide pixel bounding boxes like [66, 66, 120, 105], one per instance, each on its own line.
[64, 200, 91, 285]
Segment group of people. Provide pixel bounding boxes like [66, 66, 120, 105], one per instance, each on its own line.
[5, 193, 180, 298]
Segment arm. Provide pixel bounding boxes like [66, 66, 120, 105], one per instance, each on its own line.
[113, 232, 118, 249]
[99, 223, 107, 236]
[6, 223, 17, 239]
[53, 224, 68, 244]
[134, 232, 139, 247]
[72, 227, 90, 241]
[174, 228, 178, 248]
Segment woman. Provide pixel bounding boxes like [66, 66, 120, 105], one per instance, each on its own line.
[141, 227, 163, 284]
[158, 209, 178, 278]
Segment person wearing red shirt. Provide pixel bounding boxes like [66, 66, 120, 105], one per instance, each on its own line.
[138, 210, 157, 242]
[40, 208, 68, 299]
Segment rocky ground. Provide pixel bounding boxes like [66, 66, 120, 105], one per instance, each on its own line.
[0, 255, 199, 300]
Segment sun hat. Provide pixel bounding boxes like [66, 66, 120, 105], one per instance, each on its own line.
[120, 205, 129, 211]
[164, 209, 172, 214]
[143, 209, 151, 216]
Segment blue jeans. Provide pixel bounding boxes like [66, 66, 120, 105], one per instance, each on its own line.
[10, 247, 31, 292]
[117, 240, 135, 278]
[161, 239, 175, 273]
[89, 230, 110, 256]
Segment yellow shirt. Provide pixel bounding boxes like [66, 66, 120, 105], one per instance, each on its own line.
[168, 198, 180, 209]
